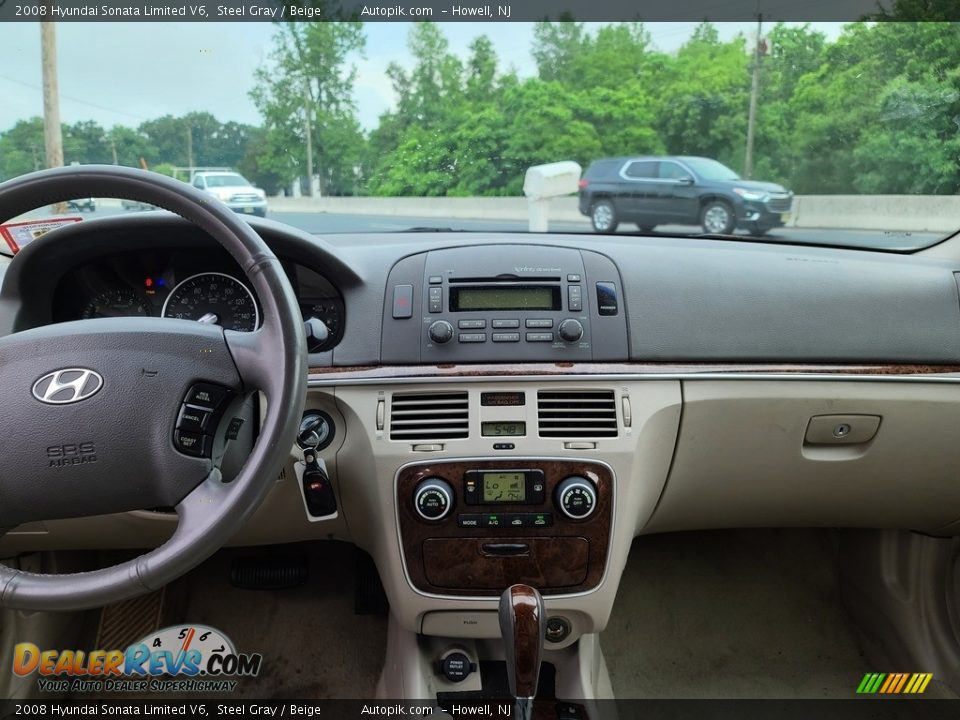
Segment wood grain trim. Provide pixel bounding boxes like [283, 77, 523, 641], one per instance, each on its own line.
[397, 459, 613, 597]
[502, 584, 545, 698]
[311, 362, 960, 381]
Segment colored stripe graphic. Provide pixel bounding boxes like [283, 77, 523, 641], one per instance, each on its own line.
[857, 672, 932, 694]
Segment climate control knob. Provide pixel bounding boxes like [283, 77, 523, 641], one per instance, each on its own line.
[428, 320, 455, 345]
[555, 476, 597, 520]
[558, 319, 584, 343]
[414, 478, 454, 521]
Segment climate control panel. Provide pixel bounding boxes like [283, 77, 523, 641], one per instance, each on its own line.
[397, 459, 613, 596]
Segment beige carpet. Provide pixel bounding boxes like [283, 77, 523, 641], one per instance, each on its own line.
[600, 529, 957, 699]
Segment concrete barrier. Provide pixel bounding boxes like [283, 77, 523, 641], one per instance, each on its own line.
[268, 194, 960, 233]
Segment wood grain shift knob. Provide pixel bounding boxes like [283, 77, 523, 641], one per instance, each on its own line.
[498, 583, 546, 700]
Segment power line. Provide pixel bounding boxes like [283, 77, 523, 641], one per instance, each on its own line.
[0, 72, 150, 123]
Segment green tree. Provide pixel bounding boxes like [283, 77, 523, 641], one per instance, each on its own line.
[0, 118, 44, 180]
[251, 21, 366, 195]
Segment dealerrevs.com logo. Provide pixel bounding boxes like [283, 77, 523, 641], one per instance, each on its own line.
[13, 625, 263, 694]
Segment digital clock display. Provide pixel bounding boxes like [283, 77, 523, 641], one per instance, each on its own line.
[482, 472, 526, 503]
[481, 421, 526, 437]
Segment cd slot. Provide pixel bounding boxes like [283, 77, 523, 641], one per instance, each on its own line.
[447, 276, 562, 283]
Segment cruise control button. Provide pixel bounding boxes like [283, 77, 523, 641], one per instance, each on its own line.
[177, 404, 212, 433]
[492, 332, 520, 342]
[185, 383, 230, 410]
[525, 332, 554, 342]
[174, 430, 210, 458]
[525, 318, 553, 328]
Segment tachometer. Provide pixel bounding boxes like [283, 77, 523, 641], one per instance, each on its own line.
[82, 288, 151, 319]
[161, 272, 259, 332]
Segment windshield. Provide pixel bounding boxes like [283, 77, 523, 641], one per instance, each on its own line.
[682, 158, 741, 182]
[202, 174, 251, 188]
[0, 12, 957, 252]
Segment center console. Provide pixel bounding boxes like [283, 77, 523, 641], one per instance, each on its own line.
[396, 458, 613, 597]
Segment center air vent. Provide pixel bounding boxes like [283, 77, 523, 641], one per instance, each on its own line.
[390, 391, 469, 441]
[537, 390, 618, 438]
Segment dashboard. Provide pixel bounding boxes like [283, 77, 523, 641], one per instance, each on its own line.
[4, 211, 960, 649]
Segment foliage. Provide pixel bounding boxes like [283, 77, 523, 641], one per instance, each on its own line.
[5, 21, 960, 196]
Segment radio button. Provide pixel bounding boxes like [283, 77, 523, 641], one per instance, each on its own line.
[428, 320, 454, 344]
[567, 274, 581, 283]
[429, 275, 443, 285]
[458, 333, 487, 343]
[558, 319, 584, 343]
[525, 318, 553, 328]
[492, 319, 520, 329]
[428, 286, 443, 313]
[492, 332, 520, 343]
[526, 332, 554, 342]
[458, 319, 487, 329]
[568, 285, 583, 312]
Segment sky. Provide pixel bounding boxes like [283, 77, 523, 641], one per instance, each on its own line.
[0, 22, 846, 134]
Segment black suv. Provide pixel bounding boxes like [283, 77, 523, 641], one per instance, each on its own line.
[578, 156, 794, 235]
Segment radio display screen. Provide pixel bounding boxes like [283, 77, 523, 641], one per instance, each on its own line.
[450, 286, 560, 312]
[482, 472, 526, 502]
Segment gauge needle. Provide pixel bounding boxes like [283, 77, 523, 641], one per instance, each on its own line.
[197, 312, 219, 324]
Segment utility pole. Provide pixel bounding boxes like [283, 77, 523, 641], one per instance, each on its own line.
[302, 75, 314, 197]
[186, 126, 194, 170]
[744, 13, 762, 180]
[110, 136, 118, 165]
[40, 21, 67, 212]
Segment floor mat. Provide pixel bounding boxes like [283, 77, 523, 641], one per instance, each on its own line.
[90, 540, 387, 700]
[600, 529, 956, 699]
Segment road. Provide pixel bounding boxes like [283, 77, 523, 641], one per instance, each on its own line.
[23, 205, 947, 252]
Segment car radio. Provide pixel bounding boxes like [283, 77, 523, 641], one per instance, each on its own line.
[381, 245, 629, 363]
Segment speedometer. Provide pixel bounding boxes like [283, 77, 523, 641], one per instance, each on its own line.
[161, 272, 259, 332]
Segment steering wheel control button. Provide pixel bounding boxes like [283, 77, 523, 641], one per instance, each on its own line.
[185, 383, 231, 411]
[225, 417, 245, 441]
[177, 405, 211, 433]
[414, 478, 454, 521]
[555, 476, 598, 520]
[392, 284, 414, 319]
[174, 430, 210, 458]
[428, 320, 454, 345]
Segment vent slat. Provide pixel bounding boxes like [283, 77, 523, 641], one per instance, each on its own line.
[537, 389, 618, 438]
[390, 392, 469, 441]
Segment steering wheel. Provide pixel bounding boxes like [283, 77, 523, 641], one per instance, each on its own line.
[0, 165, 307, 611]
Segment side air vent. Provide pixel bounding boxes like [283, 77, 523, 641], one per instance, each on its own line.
[389, 391, 469, 441]
[537, 390, 618, 438]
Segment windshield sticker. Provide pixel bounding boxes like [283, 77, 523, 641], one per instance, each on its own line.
[0, 217, 83, 254]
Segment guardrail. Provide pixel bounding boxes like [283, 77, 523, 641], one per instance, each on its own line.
[267, 195, 960, 233]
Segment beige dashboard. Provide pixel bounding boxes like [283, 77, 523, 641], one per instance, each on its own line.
[4, 368, 960, 648]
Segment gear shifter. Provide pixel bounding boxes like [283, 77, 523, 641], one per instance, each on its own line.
[498, 584, 546, 720]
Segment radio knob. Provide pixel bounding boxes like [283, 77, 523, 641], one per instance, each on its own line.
[558, 319, 584, 343]
[555, 476, 597, 520]
[428, 320, 454, 345]
[414, 478, 454, 521]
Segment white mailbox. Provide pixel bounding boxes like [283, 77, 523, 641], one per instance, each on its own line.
[523, 161, 582, 232]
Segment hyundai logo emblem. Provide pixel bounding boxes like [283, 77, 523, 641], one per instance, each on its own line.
[32, 368, 104, 405]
